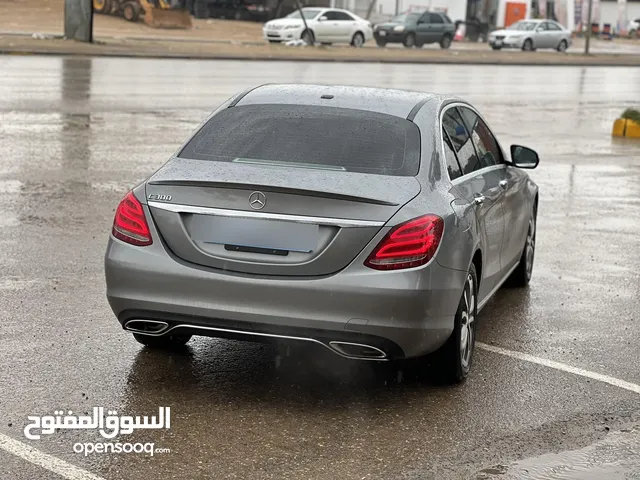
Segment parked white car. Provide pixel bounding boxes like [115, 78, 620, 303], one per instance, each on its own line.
[488, 19, 572, 52]
[629, 17, 640, 36]
[263, 7, 373, 47]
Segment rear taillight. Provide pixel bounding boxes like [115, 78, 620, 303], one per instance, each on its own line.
[112, 191, 153, 246]
[364, 215, 444, 270]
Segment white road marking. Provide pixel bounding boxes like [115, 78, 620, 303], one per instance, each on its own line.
[477, 342, 640, 395]
[0, 433, 106, 480]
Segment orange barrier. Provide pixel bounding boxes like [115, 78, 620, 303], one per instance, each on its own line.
[612, 118, 640, 139]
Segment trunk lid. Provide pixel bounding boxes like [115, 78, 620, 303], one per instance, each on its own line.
[146, 159, 421, 276]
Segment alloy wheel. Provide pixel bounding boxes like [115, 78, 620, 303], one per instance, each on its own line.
[525, 217, 536, 280]
[459, 273, 476, 369]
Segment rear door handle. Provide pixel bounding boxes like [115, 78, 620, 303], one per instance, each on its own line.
[474, 194, 485, 205]
[499, 180, 508, 189]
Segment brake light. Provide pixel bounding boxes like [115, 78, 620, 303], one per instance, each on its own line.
[112, 191, 153, 246]
[364, 215, 444, 270]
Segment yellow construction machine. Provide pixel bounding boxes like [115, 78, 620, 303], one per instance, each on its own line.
[93, 0, 193, 29]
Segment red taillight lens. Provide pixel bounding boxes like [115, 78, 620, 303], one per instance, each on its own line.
[364, 215, 444, 270]
[112, 191, 153, 246]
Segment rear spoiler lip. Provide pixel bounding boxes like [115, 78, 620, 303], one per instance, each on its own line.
[146, 179, 399, 207]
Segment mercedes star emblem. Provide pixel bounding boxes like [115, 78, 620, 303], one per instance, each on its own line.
[248, 191, 267, 210]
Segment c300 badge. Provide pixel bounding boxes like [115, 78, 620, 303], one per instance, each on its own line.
[148, 194, 172, 201]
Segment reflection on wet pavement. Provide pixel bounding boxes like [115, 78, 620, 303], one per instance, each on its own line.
[477, 427, 640, 480]
[1, 56, 640, 479]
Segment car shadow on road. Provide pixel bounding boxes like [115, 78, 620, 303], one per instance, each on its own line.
[120, 334, 466, 412]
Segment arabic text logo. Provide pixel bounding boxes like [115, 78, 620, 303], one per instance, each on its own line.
[24, 407, 170, 440]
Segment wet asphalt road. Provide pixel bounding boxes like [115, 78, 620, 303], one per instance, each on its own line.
[1, 56, 640, 480]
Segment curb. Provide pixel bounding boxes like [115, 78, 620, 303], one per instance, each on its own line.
[0, 30, 265, 46]
[1, 46, 640, 67]
[612, 118, 640, 138]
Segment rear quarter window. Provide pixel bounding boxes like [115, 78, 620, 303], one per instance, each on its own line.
[179, 104, 422, 176]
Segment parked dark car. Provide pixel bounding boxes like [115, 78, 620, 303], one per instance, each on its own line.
[373, 11, 456, 48]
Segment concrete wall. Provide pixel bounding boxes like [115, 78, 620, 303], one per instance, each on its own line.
[330, 0, 640, 29]
[599, 0, 640, 29]
[492, 0, 640, 30]
[331, 0, 468, 22]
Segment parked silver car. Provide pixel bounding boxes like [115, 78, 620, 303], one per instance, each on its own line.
[489, 19, 572, 51]
[105, 84, 540, 383]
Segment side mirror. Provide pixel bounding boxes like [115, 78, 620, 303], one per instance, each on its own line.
[510, 145, 539, 169]
[318, 16, 327, 21]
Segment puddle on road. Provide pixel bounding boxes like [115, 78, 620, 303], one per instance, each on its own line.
[476, 428, 640, 480]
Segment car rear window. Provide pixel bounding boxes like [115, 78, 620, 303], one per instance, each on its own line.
[178, 104, 421, 176]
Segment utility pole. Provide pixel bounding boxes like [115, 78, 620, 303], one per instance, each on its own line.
[293, 0, 310, 44]
[395, 0, 400, 16]
[584, 0, 594, 54]
[64, 0, 93, 42]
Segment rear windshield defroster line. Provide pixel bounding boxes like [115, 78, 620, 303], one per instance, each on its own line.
[178, 104, 421, 176]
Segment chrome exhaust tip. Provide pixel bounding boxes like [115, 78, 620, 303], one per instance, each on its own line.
[328, 341, 387, 360]
[124, 319, 169, 335]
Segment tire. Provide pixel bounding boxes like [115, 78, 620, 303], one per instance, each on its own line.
[321, 42, 332, 46]
[133, 333, 192, 350]
[557, 39, 568, 52]
[122, 2, 139, 22]
[351, 32, 365, 48]
[93, 0, 112, 14]
[491, 45, 502, 50]
[522, 38, 534, 51]
[403, 32, 415, 48]
[268, 40, 281, 44]
[376, 39, 387, 47]
[435, 263, 478, 384]
[440, 34, 452, 49]
[301, 29, 315, 45]
[415, 41, 424, 48]
[507, 208, 537, 287]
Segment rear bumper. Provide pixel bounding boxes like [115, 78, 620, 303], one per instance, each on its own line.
[105, 236, 465, 359]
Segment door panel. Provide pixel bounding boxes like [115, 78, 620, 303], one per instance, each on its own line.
[534, 23, 551, 48]
[499, 166, 531, 270]
[415, 13, 432, 43]
[314, 13, 334, 41]
[455, 170, 506, 300]
[428, 13, 446, 41]
[442, 106, 506, 298]
[334, 11, 356, 40]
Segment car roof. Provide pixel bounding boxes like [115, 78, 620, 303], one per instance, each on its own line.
[299, 7, 355, 14]
[234, 84, 446, 119]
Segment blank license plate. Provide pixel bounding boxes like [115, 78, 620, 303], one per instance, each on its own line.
[190, 216, 319, 253]
[379, 31, 387, 36]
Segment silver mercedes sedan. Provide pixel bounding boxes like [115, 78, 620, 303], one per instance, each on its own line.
[105, 84, 539, 383]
